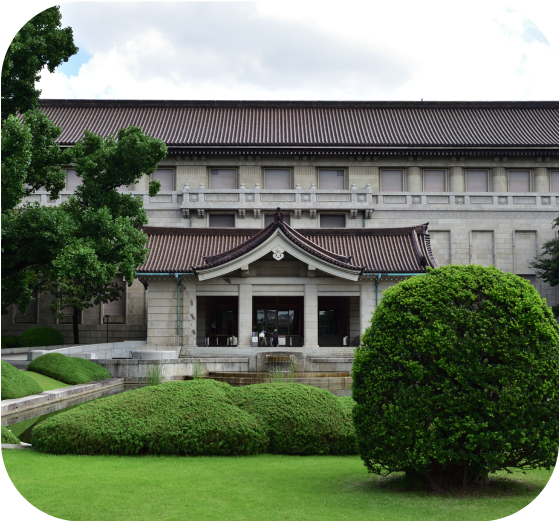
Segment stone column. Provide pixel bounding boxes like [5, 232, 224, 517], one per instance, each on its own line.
[238, 283, 253, 347]
[360, 283, 375, 339]
[449, 167, 465, 192]
[406, 166, 422, 192]
[181, 279, 197, 347]
[491, 167, 507, 192]
[304, 284, 319, 348]
[534, 167, 549, 192]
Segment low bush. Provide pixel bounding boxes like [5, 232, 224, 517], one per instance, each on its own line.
[234, 383, 357, 455]
[27, 353, 111, 385]
[1, 335, 19, 349]
[19, 327, 65, 348]
[32, 380, 268, 456]
[1, 425, 20, 444]
[1, 360, 43, 400]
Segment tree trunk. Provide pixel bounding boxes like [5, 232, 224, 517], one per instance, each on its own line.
[73, 306, 80, 344]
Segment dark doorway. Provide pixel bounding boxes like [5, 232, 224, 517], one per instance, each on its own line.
[197, 296, 238, 346]
[253, 297, 303, 347]
[318, 297, 351, 347]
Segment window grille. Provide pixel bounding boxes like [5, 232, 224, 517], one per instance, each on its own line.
[209, 214, 235, 227]
[381, 170, 404, 191]
[66, 169, 82, 191]
[466, 170, 488, 192]
[551, 172, 559, 192]
[423, 170, 446, 192]
[265, 169, 290, 189]
[318, 170, 344, 190]
[210, 169, 236, 189]
[509, 171, 530, 192]
[320, 214, 346, 228]
[104, 278, 126, 316]
[152, 169, 174, 191]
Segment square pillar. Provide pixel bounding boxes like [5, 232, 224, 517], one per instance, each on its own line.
[360, 283, 375, 340]
[146, 278, 177, 346]
[304, 284, 319, 348]
[181, 279, 197, 347]
[238, 283, 253, 347]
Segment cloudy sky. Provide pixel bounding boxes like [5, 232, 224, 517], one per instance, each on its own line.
[2, 1, 559, 101]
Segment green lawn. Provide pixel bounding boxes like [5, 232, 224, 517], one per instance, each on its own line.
[24, 370, 70, 392]
[2, 451, 553, 521]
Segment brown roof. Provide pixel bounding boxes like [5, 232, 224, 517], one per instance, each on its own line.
[39, 100, 559, 149]
[137, 222, 438, 275]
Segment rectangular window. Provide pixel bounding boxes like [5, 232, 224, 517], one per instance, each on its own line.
[264, 214, 291, 226]
[66, 169, 82, 191]
[209, 214, 235, 228]
[381, 170, 404, 191]
[466, 170, 488, 192]
[519, 274, 536, 287]
[509, 171, 530, 192]
[16, 298, 37, 316]
[318, 170, 344, 190]
[152, 169, 174, 191]
[60, 306, 81, 324]
[210, 169, 236, 189]
[264, 169, 291, 189]
[423, 170, 446, 192]
[104, 278, 126, 317]
[320, 214, 346, 228]
[117, 185, 131, 192]
[551, 171, 559, 192]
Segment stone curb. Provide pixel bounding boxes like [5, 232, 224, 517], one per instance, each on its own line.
[1, 443, 33, 450]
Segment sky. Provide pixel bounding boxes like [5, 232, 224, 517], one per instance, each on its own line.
[2, 0, 559, 101]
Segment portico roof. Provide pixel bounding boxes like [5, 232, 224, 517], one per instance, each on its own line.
[138, 214, 438, 277]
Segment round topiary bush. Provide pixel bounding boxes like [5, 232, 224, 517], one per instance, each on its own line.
[32, 380, 268, 456]
[234, 383, 356, 455]
[19, 327, 65, 348]
[1, 360, 43, 400]
[352, 264, 559, 489]
[27, 353, 111, 385]
[2, 425, 20, 445]
[1, 335, 19, 349]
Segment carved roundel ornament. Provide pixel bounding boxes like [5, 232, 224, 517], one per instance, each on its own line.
[272, 247, 285, 261]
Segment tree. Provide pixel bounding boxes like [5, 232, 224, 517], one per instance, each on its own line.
[532, 217, 559, 315]
[2, 5, 78, 120]
[352, 264, 559, 490]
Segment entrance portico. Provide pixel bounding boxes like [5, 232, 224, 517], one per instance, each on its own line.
[138, 209, 438, 352]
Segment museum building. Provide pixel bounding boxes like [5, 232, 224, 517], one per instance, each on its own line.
[3, 100, 559, 354]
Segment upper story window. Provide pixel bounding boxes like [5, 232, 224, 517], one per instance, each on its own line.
[381, 170, 403, 191]
[264, 169, 290, 189]
[264, 213, 291, 226]
[466, 170, 488, 192]
[508, 171, 530, 192]
[210, 169, 236, 189]
[318, 170, 344, 190]
[423, 170, 446, 192]
[66, 169, 82, 191]
[320, 214, 346, 228]
[209, 214, 235, 228]
[551, 171, 559, 192]
[15, 292, 37, 323]
[152, 169, 174, 191]
[104, 277, 126, 319]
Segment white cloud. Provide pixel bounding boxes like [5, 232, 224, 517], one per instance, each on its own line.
[3, 1, 559, 101]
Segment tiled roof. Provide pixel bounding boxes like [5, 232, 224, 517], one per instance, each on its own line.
[39, 100, 559, 148]
[137, 222, 438, 274]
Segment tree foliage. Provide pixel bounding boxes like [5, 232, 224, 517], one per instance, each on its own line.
[352, 264, 559, 489]
[1, 5, 78, 120]
[532, 216, 559, 315]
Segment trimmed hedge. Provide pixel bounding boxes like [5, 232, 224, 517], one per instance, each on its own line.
[1, 360, 43, 400]
[2, 425, 20, 444]
[1, 335, 19, 349]
[27, 353, 111, 385]
[32, 380, 268, 455]
[19, 327, 65, 348]
[234, 383, 355, 455]
[31, 380, 358, 456]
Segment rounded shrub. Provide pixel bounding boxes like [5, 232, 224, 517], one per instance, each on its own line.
[234, 383, 356, 455]
[19, 327, 64, 348]
[32, 380, 268, 456]
[352, 265, 559, 488]
[2, 425, 20, 445]
[28, 353, 111, 385]
[1, 360, 43, 400]
[1, 335, 19, 349]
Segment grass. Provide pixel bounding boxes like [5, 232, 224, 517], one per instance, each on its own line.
[2, 452, 553, 521]
[23, 371, 70, 392]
